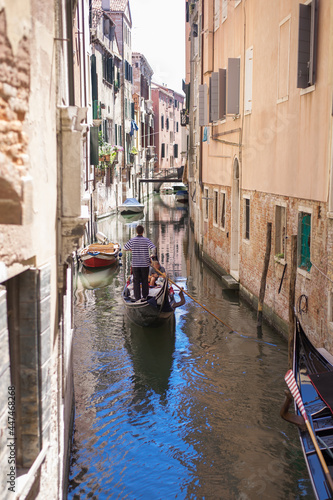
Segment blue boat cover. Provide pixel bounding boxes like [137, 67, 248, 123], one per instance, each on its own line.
[122, 198, 143, 207]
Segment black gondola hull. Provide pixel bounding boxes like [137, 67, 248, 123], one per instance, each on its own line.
[293, 319, 333, 500]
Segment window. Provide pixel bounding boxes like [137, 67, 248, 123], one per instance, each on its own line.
[213, 190, 218, 225]
[220, 191, 226, 229]
[174, 144, 178, 158]
[161, 143, 165, 158]
[297, 0, 318, 88]
[244, 197, 250, 240]
[166, 118, 169, 131]
[275, 205, 286, 258]
[204, 188, 209, 220]
[161, 115, 164, 130]
[278, 17, 291, 101]
[102, 54, 114, 85]
[298, 212, 312, 271]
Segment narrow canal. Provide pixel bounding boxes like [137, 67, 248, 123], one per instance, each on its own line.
[68, 194, 314, 499]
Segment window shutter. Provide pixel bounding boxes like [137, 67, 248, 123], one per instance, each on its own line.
[219, 68, 226, 119]
[227, 58, 240, 115]
[174, 144, 178, 158]
[91, 54, 98, 101]
[244, 47, 253, 113]
[210, 72, 219, 122]
[90, 126, 99, 166]
[297, 4, 311, 88]
[199, 84, 208, 126]
[309, 0, 318, 86]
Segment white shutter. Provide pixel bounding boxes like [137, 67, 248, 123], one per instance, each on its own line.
[244, 47, 253, 113]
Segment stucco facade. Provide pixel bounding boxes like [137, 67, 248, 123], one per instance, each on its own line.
[186, 0, 333, 351]
[151, 83, 185, 174]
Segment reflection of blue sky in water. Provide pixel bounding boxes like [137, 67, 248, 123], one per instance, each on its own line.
[69, 196, 313, 500]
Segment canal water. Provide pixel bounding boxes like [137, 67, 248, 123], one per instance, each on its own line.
[68, 194, 314, 500]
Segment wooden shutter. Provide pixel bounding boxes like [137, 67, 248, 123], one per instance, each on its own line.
[90, 126, 99, 166]
[309, 0, 318, 86]
[219, 68, 226, 119]
[210, 72, 219, 122]
[199, 84, 208, 126]
[227, 58, 240, 115]
[91, 54, 98, 101]
[297, 4, 311, 88]
[244, 47, 253, 113]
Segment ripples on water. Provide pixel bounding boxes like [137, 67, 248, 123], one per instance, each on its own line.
[68, 198, 314, 500]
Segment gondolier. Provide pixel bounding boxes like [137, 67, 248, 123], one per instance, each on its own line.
[124, 225, 156, 301]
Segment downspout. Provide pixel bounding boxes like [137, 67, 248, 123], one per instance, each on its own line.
[199, 0, 204, 188]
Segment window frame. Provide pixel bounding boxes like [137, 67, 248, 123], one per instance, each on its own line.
[297, 209, 312, 274]
[220, 190, 226, 230]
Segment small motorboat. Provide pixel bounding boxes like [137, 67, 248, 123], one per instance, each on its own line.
[122, 275, 185, 327]
[118, 198, 144, 215]
[174, 189, 189, 204]
[282, 318, 333, 500]
[78, 232, 121, 269]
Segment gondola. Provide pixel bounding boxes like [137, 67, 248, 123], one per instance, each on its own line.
[122, 275, 184, 327]
[286, 319, 333, 500]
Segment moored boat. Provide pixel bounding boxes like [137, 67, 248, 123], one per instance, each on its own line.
[122, 275, 184, 327]
[118, 197, 144, 215]
[283, 319, 333, 500]
[174, 189, 188, 204]
[78, 233, 121, 269]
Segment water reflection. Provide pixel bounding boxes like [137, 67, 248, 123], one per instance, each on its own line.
[68, 195, 314, 500]
[125, 318, 176, 401]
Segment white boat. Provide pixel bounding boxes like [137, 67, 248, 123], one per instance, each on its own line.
[118, 198, 144, 215]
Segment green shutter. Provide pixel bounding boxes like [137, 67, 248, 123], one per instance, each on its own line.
[90, 126, 99, 165]
[91, 54, 98, 102]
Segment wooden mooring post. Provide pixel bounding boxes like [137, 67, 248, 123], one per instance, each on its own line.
[288, 235, 297, 369]
[257, 222, 272, 332]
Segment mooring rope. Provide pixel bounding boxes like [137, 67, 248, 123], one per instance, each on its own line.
[153, 267, 277, 346]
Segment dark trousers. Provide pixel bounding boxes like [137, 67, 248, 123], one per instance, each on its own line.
[132, 267, 149, 300]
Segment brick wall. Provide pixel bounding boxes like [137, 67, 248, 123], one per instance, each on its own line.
[201, 184, 332, 349]
[0, 10, 30, 225]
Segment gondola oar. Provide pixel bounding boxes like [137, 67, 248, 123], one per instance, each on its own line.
[284, 369, 333, 494]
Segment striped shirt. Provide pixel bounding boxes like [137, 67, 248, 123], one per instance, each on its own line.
[124, 236, 156, 267]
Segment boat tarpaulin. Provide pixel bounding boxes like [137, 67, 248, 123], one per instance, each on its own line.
[309, 371, 333, 415]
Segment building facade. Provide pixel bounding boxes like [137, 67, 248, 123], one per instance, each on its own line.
[186, 0, 333, 351]
[90, 1, 124, 221]
[132, 52, 155, 201]
[0, 0, 90, 498]
[151, 84, 185, 176]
